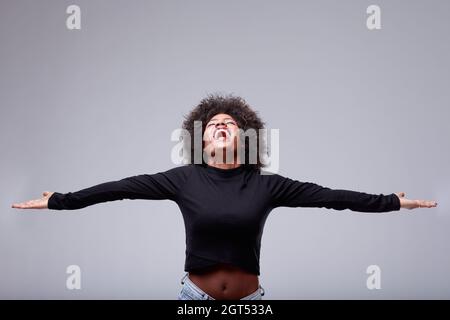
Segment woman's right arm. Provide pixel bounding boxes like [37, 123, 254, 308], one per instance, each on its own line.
[11, 165, 192, 210]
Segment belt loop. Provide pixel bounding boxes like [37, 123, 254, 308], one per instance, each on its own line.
[181, 272, 188, 285]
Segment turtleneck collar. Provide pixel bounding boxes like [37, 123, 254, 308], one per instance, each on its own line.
[204, 164, 246, 178]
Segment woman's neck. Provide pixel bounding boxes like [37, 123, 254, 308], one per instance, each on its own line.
[206, 153, 243, 170]
[206, 161, 241, 170]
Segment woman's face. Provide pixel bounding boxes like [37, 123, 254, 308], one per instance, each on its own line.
[203, 113, 240, 154]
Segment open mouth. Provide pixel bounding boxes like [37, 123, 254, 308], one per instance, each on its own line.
[213, 129, 230, 141]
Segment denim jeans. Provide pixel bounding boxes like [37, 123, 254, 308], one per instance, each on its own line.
[177, 272, 265, 300]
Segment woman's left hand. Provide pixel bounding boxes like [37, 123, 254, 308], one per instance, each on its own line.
[395, 192, 438, 210]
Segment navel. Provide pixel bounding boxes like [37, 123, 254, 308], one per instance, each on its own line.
[221, 283, 228, 292]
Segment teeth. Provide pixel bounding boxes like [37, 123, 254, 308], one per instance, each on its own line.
[214, 129, 229, 140]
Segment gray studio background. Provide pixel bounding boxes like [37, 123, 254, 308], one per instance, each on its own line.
[1, 0, 449, 299]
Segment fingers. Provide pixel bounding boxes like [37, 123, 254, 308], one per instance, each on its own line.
[12, 202, 31, 209]
[11, 202, 25, 208]
[12, 191, 53, 209]
[396, 193, 438, 210]
[11, 198, 42, 209]
[11, 202, 31, 209]
[415, 199, 438, 208]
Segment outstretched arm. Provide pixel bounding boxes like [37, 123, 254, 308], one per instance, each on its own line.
[11, 166, 192, 210]
[266, 174, 437, 212]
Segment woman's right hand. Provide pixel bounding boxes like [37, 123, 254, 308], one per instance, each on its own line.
[394, 192, 438, 210]
[11, 191, 55, 209]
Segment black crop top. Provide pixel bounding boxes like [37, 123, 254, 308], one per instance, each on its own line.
[47, 164, 401, 275]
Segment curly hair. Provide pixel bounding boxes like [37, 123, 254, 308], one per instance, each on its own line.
[181, 93, 267, 171]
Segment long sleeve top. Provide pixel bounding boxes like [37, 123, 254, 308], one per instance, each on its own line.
[48, 164, 401, 275]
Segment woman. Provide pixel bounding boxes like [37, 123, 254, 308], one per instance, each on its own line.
[12, 93, 438, 300]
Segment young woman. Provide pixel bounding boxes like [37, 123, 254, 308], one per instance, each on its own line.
[11, 94, 438, 300]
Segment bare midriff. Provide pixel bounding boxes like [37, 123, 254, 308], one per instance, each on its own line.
[188, 263, 259, 300]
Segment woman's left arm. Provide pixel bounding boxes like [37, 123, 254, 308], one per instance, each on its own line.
[266, 174, 437, 212]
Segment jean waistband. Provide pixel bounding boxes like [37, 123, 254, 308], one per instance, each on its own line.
[180, 272, 265, 297]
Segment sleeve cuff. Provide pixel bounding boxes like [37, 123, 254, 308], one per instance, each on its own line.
[47, 192, 64, 210]
[391, 193, 401, 211]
